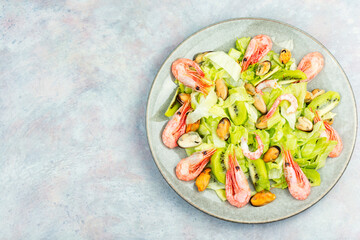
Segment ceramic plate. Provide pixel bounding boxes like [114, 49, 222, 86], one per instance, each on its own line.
[146, 18, 357, 223]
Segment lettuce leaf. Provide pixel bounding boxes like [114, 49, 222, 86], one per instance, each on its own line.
[272, 175, 288, 189]
[207, 179, 225, 190]
[283, 82, 307, 109]
[303, 108, 315, 122]
[205, 51, 241, 81]
[280, 105, 296, 129]
[230, 125, 247, 145]
[228, 48, 242, 61]
[214, 189, 227, 201]
[241, 64, 257, 83]
[235, 37, 251, 55]
[245, 102, 259, 123]
[207, 176, 227, 201]
[315, 140, 337, 169]
[254, 129, 270, 153]
[266, 154, 284, 179]
[198, 118, 211, 137]
[221, 86, 254, 108]
[267, 109, 285, 130]
[205, 117, 226, 148]
[209, 105, 228, 119]
[185, 148, 196, 157]
[294, 121, 325, 145]
[187, 90, 218, 124]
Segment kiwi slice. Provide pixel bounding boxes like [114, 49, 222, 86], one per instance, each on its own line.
[210, 148, 227, 184]
[271, 69, 307, 81]
[210, 144, 235, 184]
[164, 88, 181, 117]
[228, 101, 247, 125]
[248, 159, 270, 192]
[307, 91, 340, 117]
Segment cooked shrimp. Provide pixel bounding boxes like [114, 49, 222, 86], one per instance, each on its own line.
[255, 79, 280, 95]
[297, 52, 324, 82]
[176, 149, 217, 181]
[265, 94, 298, 119]
[172, 58, 212, 95]
[225, 152, 251, 208]
[241, 35, 272, 72]
[283, 148, 311, 200]
[313, 110, 343, 158]
[240, 133, 264, 160]
[162, 102, 191, 148]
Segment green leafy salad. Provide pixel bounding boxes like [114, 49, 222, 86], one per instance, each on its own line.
[162, 35, 341, 206]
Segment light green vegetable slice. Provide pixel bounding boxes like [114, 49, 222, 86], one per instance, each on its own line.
[222, 86, 254, 108]
[322, 111, 336, 121]
[283, 82, 307, 109]
[178, 82, 193, 94]
[272, 176, 288, 189]
[266, 153, 284, 179]
[206, 117, 226, 148]
[209, 105, 228, 119]
[303, 108, 315, 122]
[241, 64, 281, 86]
[187, 90, 218, 124]
[235, 37, 251, 55]
[228, 48, 242, 61]
[244, 102, 258, 124]
[185, 147, 196, 157]
[315, 140, 337, 170]
[210, 148, 227, 184]
[249, 159, 270, 192]
[230, 125, 247, 145]
[164, 88, 181, 117]
[271, 69, 307, 81]
[207, 176, 227, 201]
[253, 66, 281, 86]
[215, 189, 227, 201]
[198, 118, 211, 137]
[307, 91, 340, 117]
[302, 168, 321, 186]
[205, 51, 241, 81]
[280, 105, 296, 129]
[228, 101, 248, 125]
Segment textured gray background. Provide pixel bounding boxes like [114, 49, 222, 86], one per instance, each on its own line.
[0, 0, 359, 239]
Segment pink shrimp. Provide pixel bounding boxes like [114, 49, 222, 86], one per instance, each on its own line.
[297, 52, 324, 83]
[265, 94, 298, 120]
[162, 102, 191, 149]
[255, 79, 280, 95]
[241, 35, 272, 72]
[225, 152, 251, 208]
[240, 133, 264, 160]
[172, 58, 212, 95]
[176, 149, 217, 181]
[283, 148, 311, 200]
[313, 110, 343, 158]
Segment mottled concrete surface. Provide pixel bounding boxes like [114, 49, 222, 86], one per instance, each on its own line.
[0, 0, 359, 239]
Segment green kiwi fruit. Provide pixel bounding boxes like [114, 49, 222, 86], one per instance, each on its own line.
[228, 101, 247, 125]
[307, 91, 340, 117]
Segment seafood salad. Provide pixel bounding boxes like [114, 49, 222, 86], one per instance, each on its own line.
[162, 35, 342, 208]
